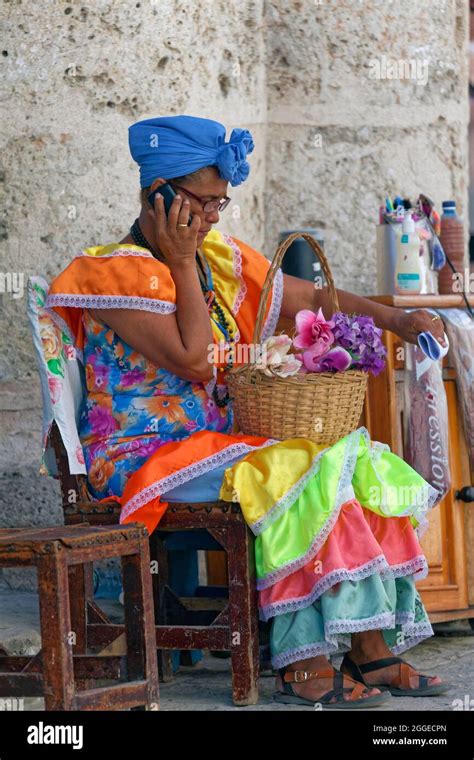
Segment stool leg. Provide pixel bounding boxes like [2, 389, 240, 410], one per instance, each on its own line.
[37, 546, 75, 711]
[149, 532, 174, 682]
[68, 563, 98, 691]
[121, 535, 160, 710]
[68, 564, 88, 654]
[226, 523, 259, 706]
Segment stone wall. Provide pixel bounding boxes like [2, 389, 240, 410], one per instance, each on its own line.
[0, 0, 268, 586]
[0, 0, 267, 509]
[0, 1, 469, 580]
[264, 0, 469, 291]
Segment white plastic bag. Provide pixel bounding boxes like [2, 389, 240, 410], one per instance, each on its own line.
[403, 341, 450, 502]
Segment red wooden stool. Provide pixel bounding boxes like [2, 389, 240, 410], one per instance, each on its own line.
[0, 523, 159, 711]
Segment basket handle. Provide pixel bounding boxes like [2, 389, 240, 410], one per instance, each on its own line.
[252, 232, 340, 346]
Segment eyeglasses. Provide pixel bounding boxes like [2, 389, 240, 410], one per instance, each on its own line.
[170, 183, 231, 213]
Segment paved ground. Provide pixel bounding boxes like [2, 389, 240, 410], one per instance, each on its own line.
[0, 590, 472, 711]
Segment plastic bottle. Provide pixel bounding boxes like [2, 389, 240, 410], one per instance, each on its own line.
[438, 201, 465, 295]
[394, 212, 422, 294]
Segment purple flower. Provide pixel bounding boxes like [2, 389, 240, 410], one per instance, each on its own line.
[138, 439, 169, 458]
[88, 356, 109, 388]
[120, 368, 146, 388]
[328, 312, 387, 375]
[88, 405, 118, 437]
[303, 346, 353, 373]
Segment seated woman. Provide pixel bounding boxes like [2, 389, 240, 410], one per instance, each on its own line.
[46, 114, 449, 708]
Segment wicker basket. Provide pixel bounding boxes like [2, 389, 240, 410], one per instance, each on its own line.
[226, 232, 368, 445]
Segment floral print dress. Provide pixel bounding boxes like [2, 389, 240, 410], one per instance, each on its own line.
[44, 232, 285, 517]
[79, 308, 234, 499]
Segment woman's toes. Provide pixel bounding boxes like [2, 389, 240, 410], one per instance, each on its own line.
[368, 687, 382, 696]
[345, 687, 379, 702]
[409, 669, 442, 688]
[359, 687, 380, 699]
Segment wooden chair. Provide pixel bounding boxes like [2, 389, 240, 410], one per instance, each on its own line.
[54, 424, 260, 706]
[26, 275, 260, 706]
[0, 523, 159, 711]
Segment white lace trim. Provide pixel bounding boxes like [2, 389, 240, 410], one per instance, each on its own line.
[368, 439, 391, 462]
[30, 278, 84, 363]
[222, 234, 248, 317]
[256, 425, 437, 592]
[391, 622, 435, 655]
[45, 293, 176, 314]
[394, 609, 430, 629]
[259, 554, 429, 621]
[366, 435, 441, 532]
[255, 427, 361, 590]
[119, 438, 278, 522]
[379, 555, 429, 583]
[78, 248, 154, 259]
[260, 555, 388, 621]
[414, 513, 432, 541]
[251, 442, 332, 536]
[271, 613, 433, 669]
[261, 267, 284, 343]
[272, 641, 343, 668]
[253, 426, 376, 537]
[325, 611, 398, 636]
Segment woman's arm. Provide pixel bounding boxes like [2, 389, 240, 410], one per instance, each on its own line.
[90, 192, 215, 383]
[280, 273, 447, 346]
[89, 258, 214, 383]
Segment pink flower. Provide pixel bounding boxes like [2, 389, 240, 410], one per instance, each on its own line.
[120, 368, 146, 388]
[294, 353, 309, 374]
[76, 445, 85, 465]
[88, 405, 118, 436]
[48, 376, 62, 404]
[138, 439, 168, 458]
[302, 346, 352, 373]
[255, 335, 302, 378]
[293, 308, 335, 357]
[64, 344, 76, 360]
[270, 354, 303, 378]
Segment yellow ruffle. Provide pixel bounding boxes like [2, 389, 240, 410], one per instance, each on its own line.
[219, 437, 329, 527]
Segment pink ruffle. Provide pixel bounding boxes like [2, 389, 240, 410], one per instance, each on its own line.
[258, 498, 427, 620]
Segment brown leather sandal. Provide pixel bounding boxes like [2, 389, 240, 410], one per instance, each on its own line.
[341, 654, 451, 697]
[273, 665, 389, 709]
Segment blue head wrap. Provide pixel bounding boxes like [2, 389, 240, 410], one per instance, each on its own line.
[128, 115, 254, 188]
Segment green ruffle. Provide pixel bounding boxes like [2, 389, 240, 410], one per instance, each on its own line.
[255, 429, 439, 584]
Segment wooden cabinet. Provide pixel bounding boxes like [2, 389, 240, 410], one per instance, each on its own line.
[364, 294, 474, 623]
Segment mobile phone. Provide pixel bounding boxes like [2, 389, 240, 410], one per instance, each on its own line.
[148, 183, 192, 226]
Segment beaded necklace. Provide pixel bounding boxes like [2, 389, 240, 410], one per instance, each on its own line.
[130, 218, 165, 261]
[195, 250, 236, 407]
[129, 219, 234, 408]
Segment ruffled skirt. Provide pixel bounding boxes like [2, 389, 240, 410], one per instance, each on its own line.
[152, 428, 437, 667]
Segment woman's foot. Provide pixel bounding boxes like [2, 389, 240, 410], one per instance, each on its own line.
[275, 655, 384, 705]
[346, 630, 443, 691]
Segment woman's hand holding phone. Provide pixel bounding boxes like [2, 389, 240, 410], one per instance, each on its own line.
[152, 190, 201, 267]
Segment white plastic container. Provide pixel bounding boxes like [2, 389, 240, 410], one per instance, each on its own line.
[394, 213, 422, 295]
[376, 224, 397, 294]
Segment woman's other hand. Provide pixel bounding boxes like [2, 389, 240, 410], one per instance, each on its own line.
[152, 192, 202, 265]
[393, 309, 447, 347]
